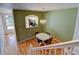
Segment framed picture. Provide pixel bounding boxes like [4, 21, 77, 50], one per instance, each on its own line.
[25, 15, 38, 28]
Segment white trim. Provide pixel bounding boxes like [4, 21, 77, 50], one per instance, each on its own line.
[29, 40, 79, 55]
[32, 40, 79, 50]
[0, 14, 5, 55]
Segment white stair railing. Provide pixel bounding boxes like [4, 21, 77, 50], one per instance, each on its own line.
[28, 40, 79, 55]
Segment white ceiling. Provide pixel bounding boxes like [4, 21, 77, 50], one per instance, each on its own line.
[0, 3, 79, 11]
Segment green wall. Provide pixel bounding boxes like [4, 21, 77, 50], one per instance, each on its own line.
[13, 8, 78, 42]
[44, 8, 78, 42]
[13, 9, 43, 42]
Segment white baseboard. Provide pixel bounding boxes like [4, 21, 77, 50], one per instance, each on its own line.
[18, 36, 35, 44]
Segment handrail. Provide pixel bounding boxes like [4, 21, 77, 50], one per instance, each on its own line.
[31, 40, 79, 50]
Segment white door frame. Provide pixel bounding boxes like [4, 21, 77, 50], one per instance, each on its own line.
[0, 9, 18, 54]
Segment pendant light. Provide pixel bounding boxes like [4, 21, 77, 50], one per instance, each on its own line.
[40, 8, 46, 24]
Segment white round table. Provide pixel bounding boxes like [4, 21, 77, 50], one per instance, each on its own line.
[36, 33, 52, 41]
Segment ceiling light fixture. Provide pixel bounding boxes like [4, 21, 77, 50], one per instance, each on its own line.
[40, 8, 46, 24]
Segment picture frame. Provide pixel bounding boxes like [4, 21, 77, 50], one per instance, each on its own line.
[25, 15, 38, 28]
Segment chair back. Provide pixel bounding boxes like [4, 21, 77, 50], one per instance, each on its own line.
[35, 32, 39, 35]
[45, 32, 50, 35]
[35, 32, 42, 45]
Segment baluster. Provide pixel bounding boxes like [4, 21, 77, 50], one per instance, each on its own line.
[54, 49, 57, 55]
[64, 48, 66, 55]
[35, 50, 37, 55]
[38, 50, 39, 55]
[45, 49, 47, 55]
[34, 50, 36, 55]
[49, 49, 51, 55]
[36, 50, 38, 55]
[61, 48, 63, 55]
[36, 48, 39, 55]
[37, 50, 39, 55]
[64, 48, 68, 55]
[70, 47, 73, 55]
[32, 50, 34, 55]
[52, 49, 54, 55]
[31, 50, 32, 55]
[41, 50, 44, 55]
[68, 47, 73, 55]
[65, 47, 71, 55]
[39, 50, 41, 55]
[63, 48, 65, 55]
[33, 50, 35, 55]
[43, 49, 45, 55]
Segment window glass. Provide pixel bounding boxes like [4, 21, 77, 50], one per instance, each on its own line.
[5, 15, 14, 30]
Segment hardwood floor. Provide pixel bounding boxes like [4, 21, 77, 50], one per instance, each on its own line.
[18, 37, 62, 55]
[4, 33, 19, 55]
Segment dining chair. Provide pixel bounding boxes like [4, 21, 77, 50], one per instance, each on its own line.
[45, 32, 50, 35]
[35, 32, 39, 35]
[35, 32, 42, 46]
[44, 37, 53, 45]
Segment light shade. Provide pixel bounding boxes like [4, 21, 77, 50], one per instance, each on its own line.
[40, 19, 46, 24]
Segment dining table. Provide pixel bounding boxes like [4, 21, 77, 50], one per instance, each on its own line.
[36, 33, 52, 46]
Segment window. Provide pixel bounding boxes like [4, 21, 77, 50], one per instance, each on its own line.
[5, 15, 14, 30]
[25, 15, 38, 28]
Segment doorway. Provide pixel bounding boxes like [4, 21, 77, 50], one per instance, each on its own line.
[0, 10, 19, 55]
